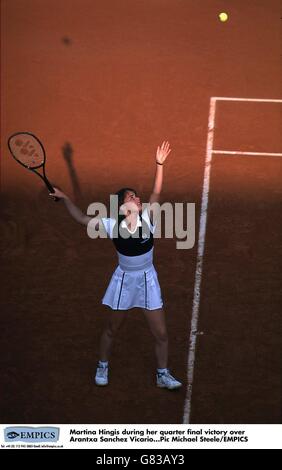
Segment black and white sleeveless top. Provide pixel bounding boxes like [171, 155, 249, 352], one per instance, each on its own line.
[101, 207, 156, 257]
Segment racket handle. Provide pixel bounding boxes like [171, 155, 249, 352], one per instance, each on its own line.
[45, 178, 59, 202]
[49, 192, 59, 202]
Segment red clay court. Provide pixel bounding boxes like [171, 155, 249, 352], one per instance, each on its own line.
[1, 0, 281, 424]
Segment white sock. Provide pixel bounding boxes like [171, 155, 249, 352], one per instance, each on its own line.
[98, 360, 109, 368]
[157, 368, 168, 375]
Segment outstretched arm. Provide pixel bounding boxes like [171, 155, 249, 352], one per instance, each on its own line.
[50, 187, 98, 227]
[149, 141, 171, 219]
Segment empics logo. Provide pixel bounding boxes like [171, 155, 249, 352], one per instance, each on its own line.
[4, 427, 60, 442]
[6, 431, 20, 439]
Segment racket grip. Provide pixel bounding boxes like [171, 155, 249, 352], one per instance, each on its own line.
[48, 190, 59, 202]
[46, 180, 60, 202]
[48, 192, 59, 202]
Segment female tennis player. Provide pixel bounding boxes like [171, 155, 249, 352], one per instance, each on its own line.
[50, 141, 182, 390]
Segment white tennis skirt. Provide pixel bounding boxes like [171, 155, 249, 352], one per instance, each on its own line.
[102, 248, 163, 311]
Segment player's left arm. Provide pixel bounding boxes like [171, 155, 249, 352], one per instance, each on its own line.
[149, 141, 171, 221]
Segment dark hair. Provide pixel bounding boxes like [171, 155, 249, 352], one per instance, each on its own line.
[115, 187, 137, 208]
[115, 187, 137, 223]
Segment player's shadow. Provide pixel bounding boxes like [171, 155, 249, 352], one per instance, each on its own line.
[38, 141, 82, 204]
[62, 142, 82, 204]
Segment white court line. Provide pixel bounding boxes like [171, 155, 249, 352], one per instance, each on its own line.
[213, 150, 282, 157]
[212, 97, 282, 103]
[182, 97, 217, 424]
[183, 96, 282, 424]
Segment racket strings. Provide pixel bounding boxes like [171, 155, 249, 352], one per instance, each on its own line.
[11, 137, 44, 168]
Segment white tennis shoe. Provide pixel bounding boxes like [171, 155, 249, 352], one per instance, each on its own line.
[95, 363, 109, 386]
[157, 370, 182, 390]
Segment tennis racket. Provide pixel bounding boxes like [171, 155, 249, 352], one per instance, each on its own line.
[7, 132, 58, 201]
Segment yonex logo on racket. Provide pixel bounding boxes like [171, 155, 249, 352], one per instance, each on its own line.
[14, 138, 42, 165]
[8, 132, 58, 200]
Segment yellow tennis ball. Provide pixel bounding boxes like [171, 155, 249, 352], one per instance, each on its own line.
[219, 12, 228, 22]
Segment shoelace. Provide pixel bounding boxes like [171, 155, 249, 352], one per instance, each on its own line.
[97, 366, 108, 377]
[159, 370, 177, 382]
[165, 372, 177, 382]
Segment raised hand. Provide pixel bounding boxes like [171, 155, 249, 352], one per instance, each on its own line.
[156, 141, 172, 165]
